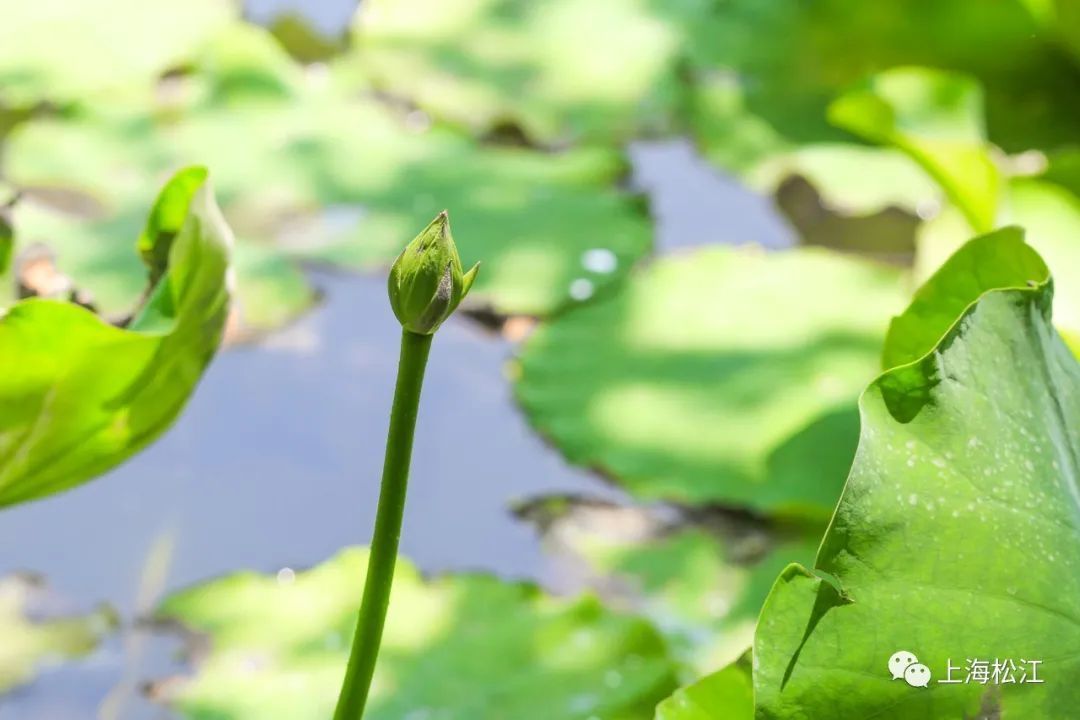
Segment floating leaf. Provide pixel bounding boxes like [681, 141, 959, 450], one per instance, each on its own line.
[749, 144, 938, 218]
[344, 0, 710, 145]
[0, 0, 234, 106]
[0, 574, 117, 694]
[3, 28, 652, 322]
[153, 547, 678, 720]
[0, 167, 231, 507]
[515, 247, 907, 514]
[706, 229, 1080, 717]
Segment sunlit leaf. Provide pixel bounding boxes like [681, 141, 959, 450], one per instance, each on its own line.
[749, 144, 938, 218]
[0, 0, 234, 106]
[152, 547, 678, 720]
[515, 247, 907, 514]
[0, 167, 231, 507]
[682, 229, 1080, 717]
[3, 26, 652, 322]
[344, 0, 708, 145]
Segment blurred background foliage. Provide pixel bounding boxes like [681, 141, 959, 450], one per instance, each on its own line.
[1, 0, 1079, 717]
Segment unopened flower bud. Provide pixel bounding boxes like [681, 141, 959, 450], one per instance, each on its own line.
[388, 211, 479, 335]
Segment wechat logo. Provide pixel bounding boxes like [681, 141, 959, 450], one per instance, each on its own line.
[889, 650, 931, 688]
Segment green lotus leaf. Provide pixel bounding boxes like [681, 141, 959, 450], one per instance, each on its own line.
[3, 27, 651, 322]
[0, 0, 235, 107]
[654, 227, 1080, 719]
[662, 228, 1076, 719]
[515, 247, 907, 514]
[152, 547, 678, 720]
[0, 167, 231, 507]
[885, 225, 1048, 369]
[0, 574, 117, 695]
[757, 146, 929, 263]
[748, 144, 938, 218]
[343, 0, 709, 146]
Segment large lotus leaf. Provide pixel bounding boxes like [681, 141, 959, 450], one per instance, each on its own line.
[515, 247, 907, 513]
[152, 547, 678, 720]
[519, 497, 819, 675]
[738, 228, 1080, 717]
[0, 0, 234, 106]
[3, 57, 652, 320]
[655, 660, 752, 720]
[0, 167, 231, 507]
[0, 574, 117, 694]
[828, 68, 1002, 233]
[1, 24, 318, 213]
[916, 179, 1080, 355]
[344, 0, 707, 146]
[688, 0, 1080, 173]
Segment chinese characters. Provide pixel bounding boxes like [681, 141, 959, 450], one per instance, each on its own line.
[938, 658, 1043, 685]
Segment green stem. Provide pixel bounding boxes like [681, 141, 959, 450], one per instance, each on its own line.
[334, 329, 433, 720]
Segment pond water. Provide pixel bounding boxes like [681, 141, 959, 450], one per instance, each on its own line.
[0, 140, 793, 719]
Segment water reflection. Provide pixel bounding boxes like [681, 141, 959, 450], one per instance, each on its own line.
[629, 140, 795, 252]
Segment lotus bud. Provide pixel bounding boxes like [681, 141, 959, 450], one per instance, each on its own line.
[388, 211, 479, 335]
